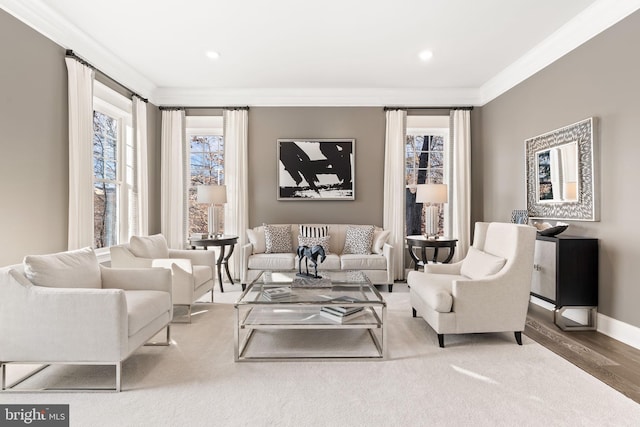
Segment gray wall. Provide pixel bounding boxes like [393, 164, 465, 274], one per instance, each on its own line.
[247, 107, 386, 227]
[477, 10, 640, 327]
[0, 9, 162, 265]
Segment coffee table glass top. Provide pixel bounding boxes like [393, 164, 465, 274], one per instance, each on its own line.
[237, 270, 384, 306]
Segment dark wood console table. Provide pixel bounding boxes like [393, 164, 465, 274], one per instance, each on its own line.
[189, 235, 238, 293]
[406, 236, 458, 270]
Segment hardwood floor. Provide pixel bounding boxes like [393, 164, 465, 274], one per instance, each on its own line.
[525, 303, 640, 404]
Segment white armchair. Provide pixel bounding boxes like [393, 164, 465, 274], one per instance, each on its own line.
[407, 222, 536, 348]
[110, 234, 216, 322]
[0, 247, 172, 392]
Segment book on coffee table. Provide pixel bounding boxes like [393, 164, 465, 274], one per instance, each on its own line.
[319, 306, 367, 323]
[263, 287, 291, 300]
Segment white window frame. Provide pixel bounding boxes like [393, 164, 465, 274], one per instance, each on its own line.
[406, 115, 451, 237]
[93, 81, 133, 248]
[185, 116, 224, 238]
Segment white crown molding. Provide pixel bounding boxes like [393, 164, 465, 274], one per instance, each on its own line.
[0, 0, 157, 100]
[479, 0, 640, 105]
[3, 0, 639, 107]
[152, 87, 481, 107]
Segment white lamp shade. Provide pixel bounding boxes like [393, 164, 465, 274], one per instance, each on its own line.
[197, 185, 227, 205]
[416, 184, 448, 204]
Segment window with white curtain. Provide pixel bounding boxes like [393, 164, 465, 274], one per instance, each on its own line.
[93, 82, 133, 248]
[405, 115, 450, 237]
[185, 116, 224, 236]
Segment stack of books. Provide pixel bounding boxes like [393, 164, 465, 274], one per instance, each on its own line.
[262, 287, 291, 300]
[319, 304, 367, 323]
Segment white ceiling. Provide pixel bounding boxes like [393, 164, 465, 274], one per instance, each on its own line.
[2, 0, 640, 106]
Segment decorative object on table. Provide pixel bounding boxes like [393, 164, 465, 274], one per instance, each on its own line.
[525, 117, 599, 221]
[197, 184, 227, 238]
[511, 209, 529, 224]
[277, 139, 355, 200]
[291, 275, 332, 288]
[533, 221, 569, 237]
[296, 245, 326, 278]
[416, 183, 448, 239]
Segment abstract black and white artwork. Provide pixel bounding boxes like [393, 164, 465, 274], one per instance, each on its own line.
[278, 139, 355, 200]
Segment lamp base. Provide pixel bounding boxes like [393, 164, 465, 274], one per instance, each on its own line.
[424, 205, 440, 240]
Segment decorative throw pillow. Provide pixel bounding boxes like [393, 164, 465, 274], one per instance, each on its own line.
[299, 225, 329, 238]
[298, 235, 331, 254]
[460, 247, 507, 279]
[23, 247, 102, 289]
[342, 225, 375, 255]
[264, 224, 293, 254]
[130, 234, 170, 259]
[372, 229, 391, 254]
[247, 228, 266, 254]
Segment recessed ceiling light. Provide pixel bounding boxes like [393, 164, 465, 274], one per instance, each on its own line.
[419, 50, 433, 62]
[206, 51, 220, 60]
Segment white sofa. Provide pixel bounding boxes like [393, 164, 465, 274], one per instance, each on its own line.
[241, 224, 394, 291]
[0, 247, 173, 392]
[110, 234, 216, 322]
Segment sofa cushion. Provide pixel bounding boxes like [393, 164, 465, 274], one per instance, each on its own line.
[299, 225, 329, 237]
[372, 229, 390, 254]
[340, 254, 387, 270]
[264, 224, 293, 254]
[342, 225, 375, 255]
[407, 272, 458, 313]
[130, 234, 170, 259]
[192, 265, 213, 288]
[247, 228, 266, 254]
[23, 247, 102, 289]
[124, 290, 172, 336]
[314, 253, 340, 270]
[248, 253, 297, 270]
[298, 235, 331, 254]
[460, 247, 506, 279]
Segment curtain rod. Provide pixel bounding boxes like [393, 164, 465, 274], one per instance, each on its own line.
[383, 106, 474, 111]
[160, 106, 250, 111]
[66, 50, 149, 103]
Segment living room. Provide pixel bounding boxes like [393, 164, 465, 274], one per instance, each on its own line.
[1, 0, 640, 425]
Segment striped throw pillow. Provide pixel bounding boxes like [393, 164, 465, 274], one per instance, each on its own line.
[299, 225, 329, 238]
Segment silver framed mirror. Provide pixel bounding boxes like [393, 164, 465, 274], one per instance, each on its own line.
[525, 117, 598, 221]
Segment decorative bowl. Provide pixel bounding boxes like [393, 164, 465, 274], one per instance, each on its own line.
[535, 223, 569, 237]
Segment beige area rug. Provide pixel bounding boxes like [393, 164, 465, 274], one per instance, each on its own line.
[3, 284, 639, 426]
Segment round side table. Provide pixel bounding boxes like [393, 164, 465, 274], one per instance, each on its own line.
[189, 235, 238, 292]
[406, 235, 458, 270]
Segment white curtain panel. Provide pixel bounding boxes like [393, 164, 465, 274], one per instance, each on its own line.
[65, 57, 95, 250]
[383, 109, 407, 281]
[223, 109, 249, 280]
[451, 109, 471, 260]
[133, 96, 148, 236]
[161, 109, 186, 249]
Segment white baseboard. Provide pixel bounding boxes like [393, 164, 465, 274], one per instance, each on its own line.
[530, 296, 640, 351]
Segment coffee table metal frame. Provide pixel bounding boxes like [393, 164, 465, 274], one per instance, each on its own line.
[234, 271, 386, 362]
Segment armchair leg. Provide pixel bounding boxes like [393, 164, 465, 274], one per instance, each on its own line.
[412, 308, 417, 318]
[514, 331, 523, 345]
[145, 325, 171, 346]
[388, 284, 393, 293]
[437, 334, 445, 348]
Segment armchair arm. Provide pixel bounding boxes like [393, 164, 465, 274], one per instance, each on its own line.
[100, 265, 172, 294]
[169, 248, 217, 268]
[423, 261, 463, 275]
[0, 270, 128, 362]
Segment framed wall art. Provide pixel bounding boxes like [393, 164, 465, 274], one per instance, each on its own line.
[277, 139, 355, 200]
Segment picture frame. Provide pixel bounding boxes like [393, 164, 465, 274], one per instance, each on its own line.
[525, 117, 599, 221]
[277, 139, 355, 200]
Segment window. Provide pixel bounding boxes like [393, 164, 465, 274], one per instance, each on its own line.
[92, 82, 133, 248]
[405, 116, 450, 237]
[186, 116, 224, 236]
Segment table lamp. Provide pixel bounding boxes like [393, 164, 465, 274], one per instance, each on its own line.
[197, 184, 227, 238]
[416, 183, 448, 239]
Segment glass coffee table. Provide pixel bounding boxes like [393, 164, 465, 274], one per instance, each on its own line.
[234, 270, 386, 361]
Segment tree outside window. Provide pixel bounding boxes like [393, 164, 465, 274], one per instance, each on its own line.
[93, 110, 119, 248]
